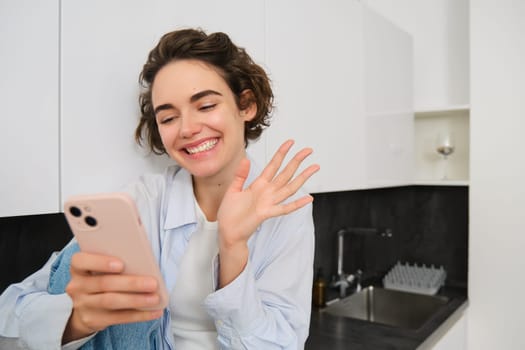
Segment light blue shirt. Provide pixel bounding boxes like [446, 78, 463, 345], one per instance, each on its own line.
[0, 162, 315, 349]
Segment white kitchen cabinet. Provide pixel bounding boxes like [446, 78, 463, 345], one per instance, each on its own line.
[59, 0, 413, 197]
[265, 0, 413, 193]
[426, 311, 467, 350]
[60, 0, 267, 201]
[362, 0, 470, 187]
[3, 0, 415, 217]
[363, 6, 414, 188]
[364, 0, 469, 111]
[0, 0, 60, 217]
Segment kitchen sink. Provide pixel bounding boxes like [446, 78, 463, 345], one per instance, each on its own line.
[322, 286, 449, 330]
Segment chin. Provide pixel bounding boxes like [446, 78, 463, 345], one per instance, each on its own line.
[182, 162, 222, 179]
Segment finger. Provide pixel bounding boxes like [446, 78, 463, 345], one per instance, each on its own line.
[67, 273, 158, 294]
[228, 158, 251, 193]
[70, 252, 124, 275]
[103, 309, 164, 325]
[273, 164, 320, 204]
[93, 274, 158, 294]
[90, 291, 162, 311]
[270, 195, 314, 217]
[74, 308, 163, 332]
[259, 140, 294, 181]
[272, 147, 313, 187]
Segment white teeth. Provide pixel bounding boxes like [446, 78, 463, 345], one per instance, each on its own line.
[185, 139, 218, 154]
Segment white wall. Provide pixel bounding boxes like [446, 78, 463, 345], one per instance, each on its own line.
[469, 1, 525, 349]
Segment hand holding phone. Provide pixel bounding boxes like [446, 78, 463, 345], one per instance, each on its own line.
[64, 192, 169, 310]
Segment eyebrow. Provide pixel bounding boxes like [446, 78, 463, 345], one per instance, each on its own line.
[153, 89, 223, 116]
[190, 89, 222, 103]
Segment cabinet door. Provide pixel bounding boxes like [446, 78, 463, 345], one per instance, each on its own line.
[364, 0, 469, 111]
[60, 0, 266, 201]
[363, 6, 414, 187]
[432, 313, 467, 350]
[266, 0, 367, 193]
[0, 0, 60, 216]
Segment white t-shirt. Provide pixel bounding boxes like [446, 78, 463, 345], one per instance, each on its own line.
[170, 199, 219, 349]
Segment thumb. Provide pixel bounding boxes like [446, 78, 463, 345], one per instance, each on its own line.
[229, 158, 251, 193]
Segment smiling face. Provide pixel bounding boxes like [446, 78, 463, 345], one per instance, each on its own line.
[152, 59, 255, 182]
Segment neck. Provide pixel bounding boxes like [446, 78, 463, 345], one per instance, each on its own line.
[193, 179, 227, 222]
[192, 152, 247, 221]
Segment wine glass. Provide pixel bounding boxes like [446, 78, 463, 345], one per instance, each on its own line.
[435, 132, 455, 180]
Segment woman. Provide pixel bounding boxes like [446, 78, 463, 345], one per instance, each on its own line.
[0, 28, 319, 349]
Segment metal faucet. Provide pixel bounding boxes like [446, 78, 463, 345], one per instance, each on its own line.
[331, 268, 363, 298]
[331, 227, 393, 298]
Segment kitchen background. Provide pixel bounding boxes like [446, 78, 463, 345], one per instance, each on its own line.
[0, 186, 469, 297]
[1, 0, 524, 349]
[312, 185, 468, 292]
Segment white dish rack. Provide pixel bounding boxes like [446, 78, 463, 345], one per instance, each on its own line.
[383, 261, 446, 295]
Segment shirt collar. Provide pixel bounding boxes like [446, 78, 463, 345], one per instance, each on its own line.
[163, 166, 196, 230]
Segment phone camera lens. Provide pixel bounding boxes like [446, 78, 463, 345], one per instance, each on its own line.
[70, 206, 82, 217]
[85, 216, 97, 227]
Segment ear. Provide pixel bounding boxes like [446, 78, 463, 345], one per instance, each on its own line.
[239, 89, 257, 122]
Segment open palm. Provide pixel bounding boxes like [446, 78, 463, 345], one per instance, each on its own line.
[217, 140, 320, 246]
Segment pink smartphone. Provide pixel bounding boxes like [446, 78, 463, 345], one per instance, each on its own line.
[63, 192, 168, 310]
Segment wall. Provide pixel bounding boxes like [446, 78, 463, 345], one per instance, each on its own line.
[469, 1, 525, 349]
[312, 186, 468, 290]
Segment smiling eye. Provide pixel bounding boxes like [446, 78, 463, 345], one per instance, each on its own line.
[199, 104, 216, 112]
[159, 116, 179, 125]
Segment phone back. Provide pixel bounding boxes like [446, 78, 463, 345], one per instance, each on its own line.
[64, 192, 168, 309]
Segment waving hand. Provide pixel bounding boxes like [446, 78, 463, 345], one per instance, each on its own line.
[216, 140, 319, 286]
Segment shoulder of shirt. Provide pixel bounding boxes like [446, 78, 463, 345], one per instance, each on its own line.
[120, 165, 183, 202]
[258, 196, 314, 249]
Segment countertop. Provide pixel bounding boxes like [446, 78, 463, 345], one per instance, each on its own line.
[0, 287, 467, 350]
[305, 285, 468, 350]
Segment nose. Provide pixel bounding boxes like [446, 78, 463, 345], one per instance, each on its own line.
[179, 114, 201, 139]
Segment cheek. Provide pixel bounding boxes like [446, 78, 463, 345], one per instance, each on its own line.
[204, 111, 226, 128]
[235, 116, 248, 137]
[158, 126, 176, 147]
[231, 117, 247, 144]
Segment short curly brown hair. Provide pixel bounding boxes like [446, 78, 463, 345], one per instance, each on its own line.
[135, 28, 274, 155]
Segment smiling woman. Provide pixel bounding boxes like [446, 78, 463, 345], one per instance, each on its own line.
[150, 60, 252, 183]
[136, 29, 274, 155]
[0, 28, 319, 350]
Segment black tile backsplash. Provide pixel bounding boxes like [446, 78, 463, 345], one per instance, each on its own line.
[1, 185, 468, 294]
[312, 185, 468, 289]
[0, 213, 73, 292]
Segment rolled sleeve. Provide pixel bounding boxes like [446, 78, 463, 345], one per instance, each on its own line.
[204, 260, 265, 336]
[0, 248, 80, 350]
[203, 204, 315, 350]
[18, 292, 73, 350]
